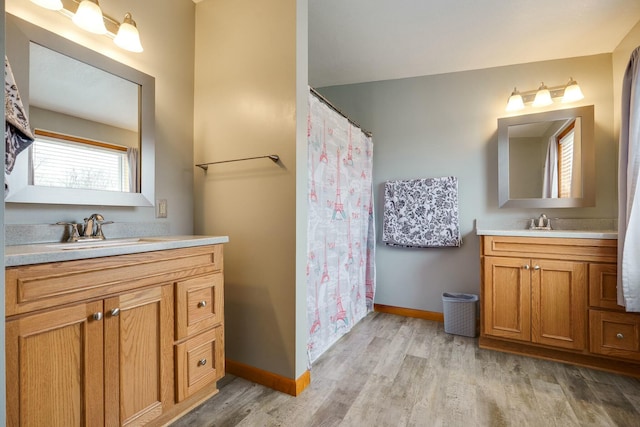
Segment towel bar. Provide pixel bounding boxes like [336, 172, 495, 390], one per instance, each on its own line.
[195, 154, 279, 171]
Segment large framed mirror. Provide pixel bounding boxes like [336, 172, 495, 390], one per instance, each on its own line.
[498, 105, 595, 208]
[5, 14, 155, 206]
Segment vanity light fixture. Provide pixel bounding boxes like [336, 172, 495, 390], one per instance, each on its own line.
[505, 78, 585, 111]
[31, 0, 144, 53]
[30, 0, 63, 11]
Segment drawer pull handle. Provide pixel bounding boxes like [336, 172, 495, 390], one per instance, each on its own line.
[93, 312, 103, 321]
[111, 308, 120, 317]
[617, 333, 624, 339]
[523, 265, 530, 270]
[533, 265, 540, 270]
[198, 301, 207, 308]
[198, 359, 207, 367]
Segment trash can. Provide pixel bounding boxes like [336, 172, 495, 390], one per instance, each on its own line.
[442, 292, 478, 337]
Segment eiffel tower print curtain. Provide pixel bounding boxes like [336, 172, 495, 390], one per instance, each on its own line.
[306, 90, 376, 363]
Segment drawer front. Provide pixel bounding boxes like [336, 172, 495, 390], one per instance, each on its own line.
[6, 245, 223, 316]
[589, 310, 640, 361]
[175, 325, 224, 402]
[175, 273, 224, 340]
[589, 263, 623, 311]
[482, 236, 617, 262]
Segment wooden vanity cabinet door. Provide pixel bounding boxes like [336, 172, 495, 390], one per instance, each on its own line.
[483, 256, 531, 341]
[5, 301, 104, 427]
[531, 259, 586, 350]
[104, 284, 174, 427]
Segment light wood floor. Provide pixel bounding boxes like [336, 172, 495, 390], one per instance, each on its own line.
[171, 312, 640, 427]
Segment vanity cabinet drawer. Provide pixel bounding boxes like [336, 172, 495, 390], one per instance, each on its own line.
[589, 310, 640, 361]
[589, 263, 624, 311]
[5, 245, 222, 316]
[175, 325, 224, 402]
[482, 236, 617, 262]
[175, 273, 224, 340]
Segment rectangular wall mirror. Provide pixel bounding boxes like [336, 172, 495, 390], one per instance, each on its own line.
[5, 13, 155, 206]
[498, 105, 595, 208]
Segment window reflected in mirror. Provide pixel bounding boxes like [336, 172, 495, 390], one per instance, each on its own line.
[30, 130, 138, 192]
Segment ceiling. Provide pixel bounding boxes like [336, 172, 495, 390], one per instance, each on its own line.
[309, 0, 640, 88]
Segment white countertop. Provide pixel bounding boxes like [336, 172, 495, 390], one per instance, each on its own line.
[5, 235, 229, 267]
[475, 228, 617, 239]
[475, 218, 617, 240]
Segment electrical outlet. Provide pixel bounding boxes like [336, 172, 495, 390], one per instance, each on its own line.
[156, 199, 167, 218]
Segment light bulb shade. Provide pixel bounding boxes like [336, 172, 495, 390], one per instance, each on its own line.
[72, 0, 107, 35]
[532, 84, 553, 107]
[506, 88, 524, 111]
[31, 0, 63, 10]
[563, 78, 584, 103]
[114, 13, 144, 52]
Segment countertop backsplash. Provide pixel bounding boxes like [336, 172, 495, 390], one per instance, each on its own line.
[5, 222, 171, 246]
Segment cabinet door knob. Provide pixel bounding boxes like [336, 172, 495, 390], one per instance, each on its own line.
[198, 300, 207, 308]
[111, 308, 120, 317]
[198, 358, 207, 367]
[92, 312, 103, 321]
[533, 265, 540, 270]
[616, 333, 624, 339]
[523, 265, 530, 270]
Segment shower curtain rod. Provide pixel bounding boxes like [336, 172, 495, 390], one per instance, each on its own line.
[310, 87, 372, 137]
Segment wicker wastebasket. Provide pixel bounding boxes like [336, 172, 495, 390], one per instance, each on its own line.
[442, 293, 478, 337]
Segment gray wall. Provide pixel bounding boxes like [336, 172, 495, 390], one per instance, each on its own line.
[319, 54, 616, 313]
[4, 0, 196, 234]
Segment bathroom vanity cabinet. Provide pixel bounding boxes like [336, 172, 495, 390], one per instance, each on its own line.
[480, 235, 640, 377]
[5, 244, 225, 427]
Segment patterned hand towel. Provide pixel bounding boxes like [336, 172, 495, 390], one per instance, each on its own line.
[5, 55, 35, 196]
[382, 176, 461, 248]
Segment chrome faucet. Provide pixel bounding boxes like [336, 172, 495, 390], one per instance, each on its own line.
[57, 213, 112, 242]
[83, 213, 104, 237]
[83, 213, 113, 239]
[529, 213, 552, 230]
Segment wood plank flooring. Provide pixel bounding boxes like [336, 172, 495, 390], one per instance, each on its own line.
[171, 312, 640, 427]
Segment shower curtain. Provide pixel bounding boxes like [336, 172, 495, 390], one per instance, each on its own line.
[306, 91, 376, 363]
[618, 46, 640, 312]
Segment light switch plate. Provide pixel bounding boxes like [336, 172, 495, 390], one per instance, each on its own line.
[156, 199, 167, 218]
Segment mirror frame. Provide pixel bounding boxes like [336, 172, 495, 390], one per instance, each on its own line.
[5, 14, 155, 207]
[498, 105, 595, 208]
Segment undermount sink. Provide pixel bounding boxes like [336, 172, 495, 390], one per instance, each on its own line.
[45, 237, 187, 250]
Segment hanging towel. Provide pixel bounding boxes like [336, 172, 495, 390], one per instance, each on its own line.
[383, 176, 461, 248]
[5, 55, 35, 196]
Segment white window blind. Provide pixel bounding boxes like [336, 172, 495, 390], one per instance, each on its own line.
[558, 130, 574, 198]
[31, 135, 130, 192]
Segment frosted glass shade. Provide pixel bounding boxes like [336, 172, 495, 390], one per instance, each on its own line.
[532, 84, 552, 107]
[72, 0, 107, 35]
[506, 88, 524, 111]
[31, 0, 63, 10]
[563, 79, 584, 103]
[114, 14, 144, 53]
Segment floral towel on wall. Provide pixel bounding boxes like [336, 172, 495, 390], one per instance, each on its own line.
[382, 177, 461, 248]
[307, 91, 376, 364]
